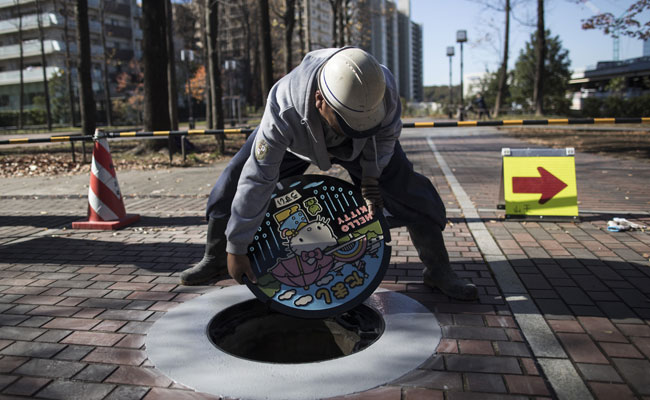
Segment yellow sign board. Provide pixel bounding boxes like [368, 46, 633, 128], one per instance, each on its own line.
[502, 150, 578, 217]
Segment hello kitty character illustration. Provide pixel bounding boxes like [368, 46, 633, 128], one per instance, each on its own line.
[269, 206, 337, 288]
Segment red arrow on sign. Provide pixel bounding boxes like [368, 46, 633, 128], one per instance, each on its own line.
[512, 167, 568, 204]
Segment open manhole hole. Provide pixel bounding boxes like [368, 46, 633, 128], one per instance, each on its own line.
[146, 286, 441, 400]
[208, 299, 384, 363]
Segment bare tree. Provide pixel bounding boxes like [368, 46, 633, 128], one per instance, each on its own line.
[206, 0, 224, 152]
[35, 0, 52, 130]
[283, 0, 296, 74]
[99, 0, 113, 126]
[533, 0, 545, 116]
[493, 0, 510, 117]
[165, 0, 179, 130]
[142, 0, 171, 134]
[258, 0, 274, 103]
[75, 0, 96, 136]
[302, 0, 311, 54]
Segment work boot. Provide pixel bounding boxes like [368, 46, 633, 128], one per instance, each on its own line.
[180, 217, 228, 285]
[407, 223, 478, 301]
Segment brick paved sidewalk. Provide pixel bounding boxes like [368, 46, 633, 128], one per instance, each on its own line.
[0, 127, 648, 399]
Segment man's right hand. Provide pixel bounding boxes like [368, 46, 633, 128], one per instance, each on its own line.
[227, 253, 257, 284]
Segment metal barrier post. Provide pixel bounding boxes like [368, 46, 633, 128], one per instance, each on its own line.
[70, 140, 76, 163]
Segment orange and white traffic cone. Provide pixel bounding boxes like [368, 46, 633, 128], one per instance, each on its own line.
[72, 129, 140, 230]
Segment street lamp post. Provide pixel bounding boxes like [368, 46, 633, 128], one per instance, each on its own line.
[181, 49, 195, 129]
[446, 46, 455, 118]
[456, 30, 467, 121]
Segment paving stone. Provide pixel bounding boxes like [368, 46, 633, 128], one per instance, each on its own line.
[54, 344, 94, 361]
[548, 320, 584, 333]
[77, 298, 131, 309]
[14, 358, 85, 378]
[0, 326, 45, 341]
[556, 333, 608, 364]
[445, 355, 521, 374]
[0, 341, 65, 358]
[0, 374, 18, 391]
[464, 373, 506, 393]
[98, 309, 153, 321]
[43, 317, 101, 331]
[118, 321, 154, 334]
[630, 336, 650, 359]
[504, 374, 550, 396]
[578, 316, 628, 343]
[106, 366, 173, 388]
[61, 331, 125, 347]
[27, 305, 80, 317]
[103, 385, 150, 400]
[0, 356, 28, 373]
[74, 364, 118, 382]
[2, 376, 50, 396]
[442, 326, 507, 341]
[588, 382, 637, 400]
[19, 315, 53, 327]
[34, 329, 72, 343]
[576, 363, 623, 383]
[612, 358, 650, 395]
[37, 380, 116, 400]
[600, 342, 644, 358]
[458, 340, 494, 355]
[0, 314, 28, 326]
[83, 347, 147, 366]
[494, 341, 531, 357]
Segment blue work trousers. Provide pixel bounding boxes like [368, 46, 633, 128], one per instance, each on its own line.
[206, 130, 447, 231]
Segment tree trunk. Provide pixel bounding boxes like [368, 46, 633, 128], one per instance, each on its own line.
[16, 0, 24, 129]
[165, 0, 179, 130]
[62, 1, 76, 126]
[99, 0, 113, 126]
[258, 0, 273, 103]
[206, 0, 224, 152]
[75, 0, 96, 136]
[201, 9, 212, 129]
[533, 0, 545, 116]
[493, 0, 510, 117]
[303, 0, 311, 54]
[36, 0, 52, 130]
[338, 1, 345, 45]
[142, 0, 171, 133]
[284, 0, 296, 74]
[238, 0, 253, 106]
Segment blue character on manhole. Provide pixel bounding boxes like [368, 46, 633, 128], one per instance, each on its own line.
[246, 175, 391, 318]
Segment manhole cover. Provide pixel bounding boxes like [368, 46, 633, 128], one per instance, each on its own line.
[246, 175, 391, 318]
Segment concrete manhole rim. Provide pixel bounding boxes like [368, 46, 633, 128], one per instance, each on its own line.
[146, 285, 441, 400]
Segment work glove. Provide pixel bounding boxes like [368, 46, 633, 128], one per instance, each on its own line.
[361, 176, 383, 217]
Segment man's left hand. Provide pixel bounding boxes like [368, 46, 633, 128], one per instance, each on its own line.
[361, 176, 383, 217]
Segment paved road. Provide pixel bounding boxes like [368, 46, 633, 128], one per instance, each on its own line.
[0, 126, 649, 399]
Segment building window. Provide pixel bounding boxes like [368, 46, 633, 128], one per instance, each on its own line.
[0, 95, 10, 107]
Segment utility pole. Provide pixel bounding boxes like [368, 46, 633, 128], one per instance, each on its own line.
[456, 29, 467, 121]
[446, 46, 454, 118]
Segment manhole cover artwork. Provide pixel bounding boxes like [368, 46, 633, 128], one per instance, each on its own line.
[246, 175, 391, 318]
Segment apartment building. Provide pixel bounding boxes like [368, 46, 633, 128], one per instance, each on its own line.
[0, 0, 141, 114]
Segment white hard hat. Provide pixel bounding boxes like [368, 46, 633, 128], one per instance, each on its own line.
[318, 48, 386, 135]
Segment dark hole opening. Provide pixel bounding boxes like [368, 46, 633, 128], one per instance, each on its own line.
[207, 300, 384, 364]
